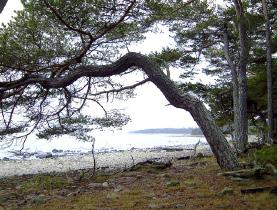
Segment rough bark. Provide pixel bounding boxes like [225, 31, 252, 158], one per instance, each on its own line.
[0, 0, 8, 14]
[0, 52, 240, 169]
[233, 0, 249, 152]
[223, 28, 239, 147]
[262, 0, 273, 143]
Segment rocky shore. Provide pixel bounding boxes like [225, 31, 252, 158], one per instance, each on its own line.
[0, 144, 211, 178]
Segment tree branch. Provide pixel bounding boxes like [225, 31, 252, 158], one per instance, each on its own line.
[0, 0, 8, 14]
[0, 52, 239, 169]
[91, 78, 150, 96]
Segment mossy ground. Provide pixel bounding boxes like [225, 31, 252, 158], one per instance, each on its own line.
[0, 153, 276, 210]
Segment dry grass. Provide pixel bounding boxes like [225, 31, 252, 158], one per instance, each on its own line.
[0, 155, 276, 210]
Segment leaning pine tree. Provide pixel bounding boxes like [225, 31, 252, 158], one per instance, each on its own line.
[0, 0, 239, 169]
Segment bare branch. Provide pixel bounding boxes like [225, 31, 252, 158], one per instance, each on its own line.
[91, 78, 150, 96]
[75, 77, 92, 113]
[73, 96, 108, 117]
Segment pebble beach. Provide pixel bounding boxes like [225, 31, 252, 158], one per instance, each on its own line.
[0, 145, 212, 178]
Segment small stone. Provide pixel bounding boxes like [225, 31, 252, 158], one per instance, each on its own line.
[58, 189, 71, 196]
[45, 152, 53, 158]
[220, 187, 234, 195]
[36, 152, 53, 159]
[2, 157, 10, 161]
[52, 149, 63, 153]
[88, 183, 103, 189]
[102, 182, 109, 187]
[175, 204, 186, 209]
[32, 194, 47, 204]
[166, 181, 180, 187]
[148, 204, 159, 209]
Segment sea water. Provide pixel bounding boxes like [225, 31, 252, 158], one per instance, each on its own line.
[0, 130, 206, 159]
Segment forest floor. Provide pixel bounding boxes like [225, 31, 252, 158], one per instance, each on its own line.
[0, 148, 277, 210]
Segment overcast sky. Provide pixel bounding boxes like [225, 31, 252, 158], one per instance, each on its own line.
[0, 1, 207, 131]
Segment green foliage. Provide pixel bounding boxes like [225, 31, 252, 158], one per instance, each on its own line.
[20, 174, 69, 192]
[0, 0, 150, 141]
[156, 0, 277, 132]
[179, 82, 210, 98]
[36, 111, 130, 140]
[1, 0, 277, 142]
[255, 145, 277, 166]
[0, 0, 146, 69]
[151, 48, 182, 65]
[0, 126, 25, 136]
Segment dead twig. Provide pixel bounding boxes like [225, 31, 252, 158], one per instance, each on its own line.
[191, 139, 201, 158]
[241, 186, 277, 194]
[89, 137, 96, 179]
[130, 154, 135, 167]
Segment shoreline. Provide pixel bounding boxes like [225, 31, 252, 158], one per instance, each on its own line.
[0, 145, 211, 178]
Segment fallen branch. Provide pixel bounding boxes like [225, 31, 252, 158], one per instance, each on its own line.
[129, 159, 172, 171]
[241, 186, 277, 194]
[177, 140, 202, 160]
[177, 156, 190, 160]
[219, 167, 266, 179]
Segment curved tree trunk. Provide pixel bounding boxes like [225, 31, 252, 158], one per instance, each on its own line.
[134, 54, 240, 170]
[2, 52, 240, 170]
[0, 0, 8, 14]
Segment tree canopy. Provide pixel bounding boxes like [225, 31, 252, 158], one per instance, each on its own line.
[0, 0, 241, 170]
[0, 0, 152, 142]
[3, 0, 276, 166]
[161, 0, 277, 142]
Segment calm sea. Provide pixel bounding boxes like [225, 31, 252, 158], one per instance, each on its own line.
[0, 131, 206, 159]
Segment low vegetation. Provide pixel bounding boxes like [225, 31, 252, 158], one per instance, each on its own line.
[0, 147, 276, 210]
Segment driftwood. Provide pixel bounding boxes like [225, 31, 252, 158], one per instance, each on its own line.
[176, 140, 202, 161]
[219, 167, 266, 179]
[241, 186, 277, 194]
[129, 160, 172, 171]
[187, 161, 208, 167]
[177, 156, 191, 160]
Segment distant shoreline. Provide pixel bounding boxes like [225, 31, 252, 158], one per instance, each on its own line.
[129, 127, 203, 135]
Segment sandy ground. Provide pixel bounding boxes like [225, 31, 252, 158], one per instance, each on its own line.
[0, 145, 211, 178]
